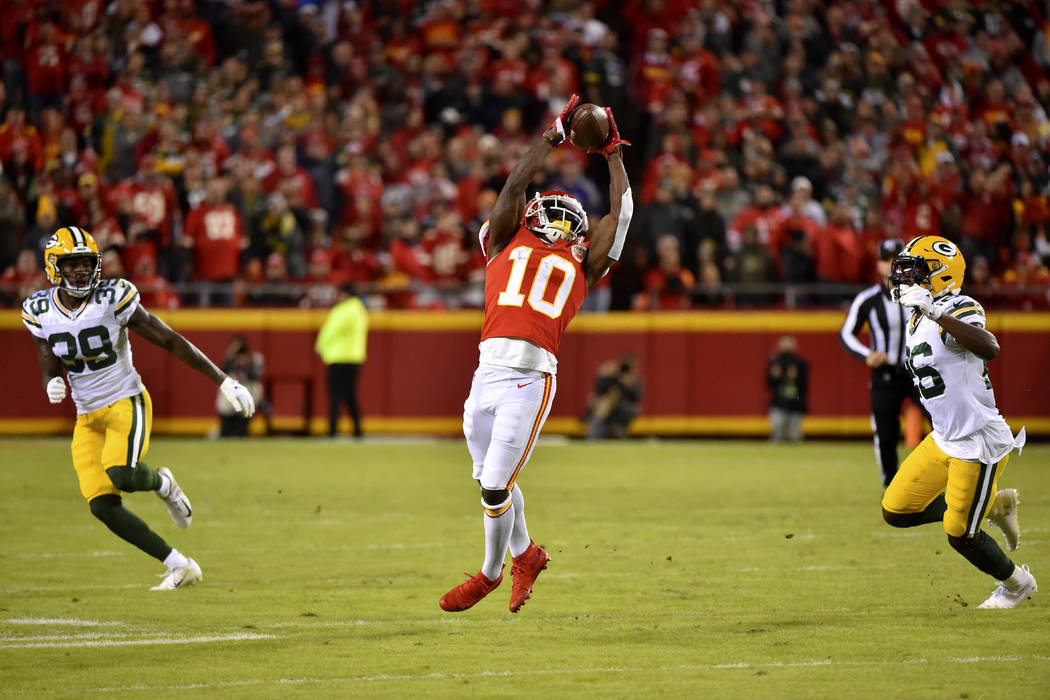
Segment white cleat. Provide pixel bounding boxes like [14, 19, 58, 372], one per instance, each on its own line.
[978, 565, 1037, 609]
[157, 467, 192, 528]
[150, 558, 203, 591]
[986, 488, 1020, 551]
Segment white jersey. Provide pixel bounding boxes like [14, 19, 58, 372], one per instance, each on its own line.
[903, 294, 1023, 463]
[22, 279, 145, 414]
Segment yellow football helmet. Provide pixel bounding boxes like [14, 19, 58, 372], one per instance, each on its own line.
[890, 235, 966, 299]
[44, 226, 102, 297]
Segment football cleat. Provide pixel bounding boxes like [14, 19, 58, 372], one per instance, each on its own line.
[509, 541, 551, 613]
[439, 567, 503, 612]
[157, 467, 192, 529]
[978, 565, 1037, 610]
[150, 558, 203, 591]
[986, 488, 1020, 551]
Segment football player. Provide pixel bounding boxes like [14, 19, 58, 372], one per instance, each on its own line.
[439, 96, 632, 613]
[21, 226, 255, 590]
[883, 235, 1035, 609]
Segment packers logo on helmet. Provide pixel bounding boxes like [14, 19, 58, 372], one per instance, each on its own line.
[889, 235, 966, 299]
[44, 226, 102, 298]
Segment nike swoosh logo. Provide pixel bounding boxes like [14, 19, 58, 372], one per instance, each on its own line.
[517, 383, 533, 389]
[173, 574, 185, 587]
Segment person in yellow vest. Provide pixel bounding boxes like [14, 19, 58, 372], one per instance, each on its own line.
[315, 285, 368, 437]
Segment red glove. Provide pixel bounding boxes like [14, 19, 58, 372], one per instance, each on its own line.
[544, 94, 580, 146]
[597, 107, 631, 157]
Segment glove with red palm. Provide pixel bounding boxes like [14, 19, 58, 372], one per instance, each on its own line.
[596, 107, 630, 157]
[543, 94, 580, 146]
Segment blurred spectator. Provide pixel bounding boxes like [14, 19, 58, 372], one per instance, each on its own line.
[216, 336, 265, 438]
[0, 181, 26, 270]
[728, 184, 783, 252]
[254, 193, 306, 278]
[1001, 251, 1050, 310]
[767, 334, 808, 443]
[132, 256, 181, 311]
[724, 224, 777, 307]
[101, 247, 126, 279]
[583, 352, 643, 439]
[315, 285, 368, 438]
[0, 248, 47, 304]
[635, 234, 695, 310]
[182, 178, 246, 292]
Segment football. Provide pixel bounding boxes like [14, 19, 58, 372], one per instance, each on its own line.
[569, 103, 609, 151]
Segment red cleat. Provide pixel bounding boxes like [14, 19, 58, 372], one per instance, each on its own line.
[439, 567, 503, 612]
[509, 542, 551, 613]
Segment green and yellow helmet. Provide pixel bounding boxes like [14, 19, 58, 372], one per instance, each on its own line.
[890, 235, 966, 299]
[44, 226, 102, 297]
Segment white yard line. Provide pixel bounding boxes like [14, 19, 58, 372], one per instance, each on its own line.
[59, 655, 1050, 694]
[0, 632, 276, 649]
[2, 617, 124, 626]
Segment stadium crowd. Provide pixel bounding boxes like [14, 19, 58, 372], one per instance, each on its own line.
[1, 0, 1050, 310]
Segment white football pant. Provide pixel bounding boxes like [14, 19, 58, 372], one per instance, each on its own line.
[463, 365, 556, 490]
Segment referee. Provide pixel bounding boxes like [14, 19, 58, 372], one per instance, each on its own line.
[840, 239, 924, 487]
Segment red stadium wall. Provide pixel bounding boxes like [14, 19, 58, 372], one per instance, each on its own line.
[3, 310, 1048, 437]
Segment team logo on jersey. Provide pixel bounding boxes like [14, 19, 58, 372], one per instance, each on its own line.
[931, 240, 958, 257]
[571, 244, 587, 263]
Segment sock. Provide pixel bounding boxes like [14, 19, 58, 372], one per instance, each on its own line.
[508, 484, 531, 558]
[163, 548, 190, 570]
[948, 530, 1015, 580]
[481, 496, 514, 581]
[89, 495, 172, 561]
[157, 470, 172, 498]
[1003, 565, 1029, 590]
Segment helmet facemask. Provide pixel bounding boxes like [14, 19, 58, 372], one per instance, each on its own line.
[56, 254, 101, 298]
[889, 254, 933, 293]
[523, 192, 588, 245]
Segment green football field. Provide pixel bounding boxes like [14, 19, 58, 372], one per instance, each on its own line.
[1, 438, 1047, 698]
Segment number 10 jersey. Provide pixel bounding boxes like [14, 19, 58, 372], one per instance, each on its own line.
[22, 279, 145, 414]
[478, 223, 589, 373]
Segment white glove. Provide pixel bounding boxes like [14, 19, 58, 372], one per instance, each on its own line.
[46, 376, 67, 404]
[896, 284, 942, 320]
[220, 377, 256, 418]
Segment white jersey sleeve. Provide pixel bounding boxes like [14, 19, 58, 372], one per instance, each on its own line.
[937, 295, 986, 351]
[21, 290, 49, 339]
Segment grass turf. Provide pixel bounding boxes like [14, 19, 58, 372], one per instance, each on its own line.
[0, 438, 1047, 698]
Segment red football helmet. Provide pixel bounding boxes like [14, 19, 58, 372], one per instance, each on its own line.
[523, 190, 588, 245]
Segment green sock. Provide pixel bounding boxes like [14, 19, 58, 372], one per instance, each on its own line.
[105, 462, 161, 493]
[948, 531, 1015, 580]
[89, 495, 172, 561]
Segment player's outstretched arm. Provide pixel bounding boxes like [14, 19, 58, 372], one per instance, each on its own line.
[936, 313, 1000, 360]
[584, 135, 632, 287]
[127, 305, 256, 416]
[486, 95, 580, 258]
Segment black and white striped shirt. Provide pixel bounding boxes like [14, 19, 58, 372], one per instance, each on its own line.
[840, 284, 907, 366]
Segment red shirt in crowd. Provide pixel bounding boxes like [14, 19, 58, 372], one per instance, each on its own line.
[183, 202, 244, 281]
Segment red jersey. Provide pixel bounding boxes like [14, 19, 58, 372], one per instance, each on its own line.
[184, 202, 244, 281]
[113, 177, 178, 245]
[479, 224, 589, 356]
